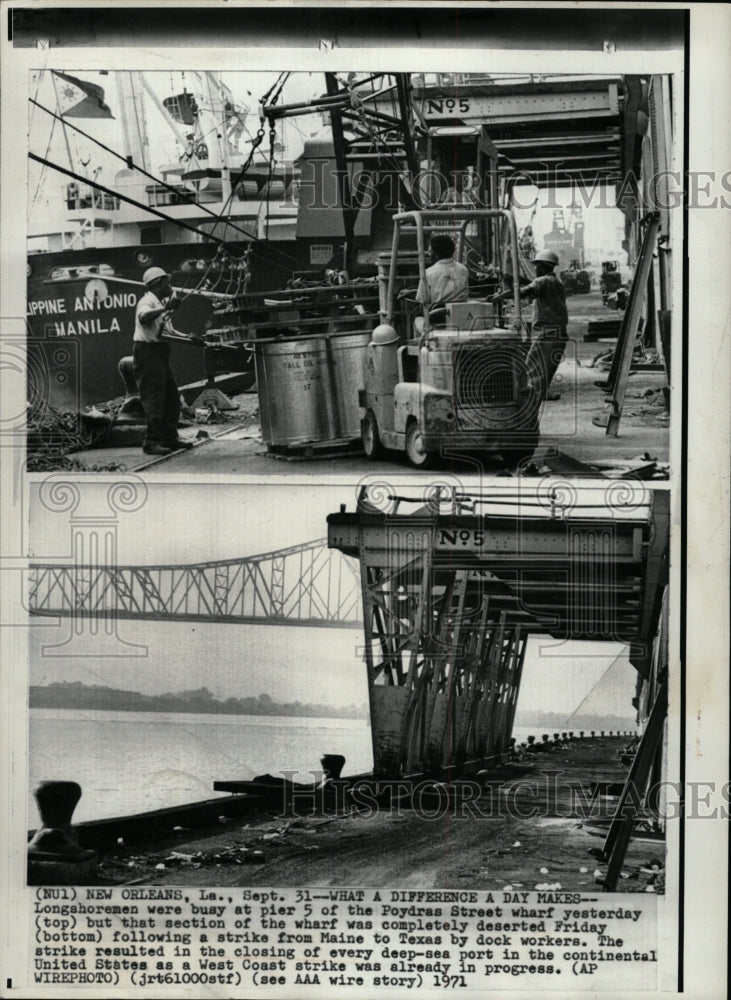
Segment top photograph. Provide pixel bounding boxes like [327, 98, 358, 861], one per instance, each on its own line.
[26, 70, 676, 478]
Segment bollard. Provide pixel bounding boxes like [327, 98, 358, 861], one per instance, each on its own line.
[319, 755, 347, 811]
[320, 754, 346, 782]
[28, 781, 97, 885]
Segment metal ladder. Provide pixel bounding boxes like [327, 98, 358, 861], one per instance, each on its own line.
[599, 676, 667, 891]
[593, 212, 661, 436]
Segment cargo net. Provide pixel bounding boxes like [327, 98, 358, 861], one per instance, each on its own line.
[453, 344, 522, 430]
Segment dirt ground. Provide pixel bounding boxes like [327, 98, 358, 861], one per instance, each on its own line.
[96, 737, 665, 895]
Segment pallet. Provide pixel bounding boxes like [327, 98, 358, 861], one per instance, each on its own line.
[263, 438, 364, 461]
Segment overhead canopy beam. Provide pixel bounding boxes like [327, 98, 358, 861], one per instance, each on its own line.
[328, 495, 668, 649]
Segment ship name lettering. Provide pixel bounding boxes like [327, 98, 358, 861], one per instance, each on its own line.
[27, 298, 67, 316]
[53, 317, 122, 337]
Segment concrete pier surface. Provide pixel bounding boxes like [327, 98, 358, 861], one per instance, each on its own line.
[67, 293, 669, 478]
[79, 738, 664, 893]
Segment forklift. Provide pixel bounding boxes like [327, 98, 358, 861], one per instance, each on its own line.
[358, 208, 540, 468]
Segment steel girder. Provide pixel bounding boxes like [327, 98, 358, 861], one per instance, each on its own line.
[327, 508, 663, 644]
[328, 491, 669, 778]
[356, 521, 528, 778]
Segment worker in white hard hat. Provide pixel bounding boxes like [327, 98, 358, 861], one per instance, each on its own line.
[132, 267, 195, 455]
[492, 248, 568, 402]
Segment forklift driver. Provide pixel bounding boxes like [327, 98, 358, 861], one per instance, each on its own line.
[399, 234, 469, 331]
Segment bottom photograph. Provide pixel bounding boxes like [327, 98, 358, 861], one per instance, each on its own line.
[26, 478, 670, 898]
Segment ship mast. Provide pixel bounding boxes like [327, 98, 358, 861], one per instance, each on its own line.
[115, 71, 150, 172]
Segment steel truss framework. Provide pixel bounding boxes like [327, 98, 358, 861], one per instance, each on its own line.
[328, 492, 669, 778]
[29, 539, 361, 629]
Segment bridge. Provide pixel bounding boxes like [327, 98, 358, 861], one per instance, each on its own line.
[29, 538, 362, 629]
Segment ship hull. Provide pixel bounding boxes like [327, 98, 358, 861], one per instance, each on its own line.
[27, 238, 297, 410]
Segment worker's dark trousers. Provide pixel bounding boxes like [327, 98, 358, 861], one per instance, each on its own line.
[526, 326, 568, 399]
[132, 341, 181, 448]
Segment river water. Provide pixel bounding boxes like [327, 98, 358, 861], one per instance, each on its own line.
[29, 708, 374, 823]
[28, 708, 566, 824]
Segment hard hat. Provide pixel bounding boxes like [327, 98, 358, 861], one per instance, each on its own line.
[371, 323, 399, 346]
[142, 266, 169, 286]
[532, 249, 559, 267]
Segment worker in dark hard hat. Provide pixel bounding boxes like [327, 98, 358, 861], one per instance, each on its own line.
[133, 267, 194, 455]
[416, 234, 469, 311]
[398, 234, 469, 333]
[492, 248, 568, 401]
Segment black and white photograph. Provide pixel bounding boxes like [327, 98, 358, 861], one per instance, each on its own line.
[0, 4, 729, 1000]
[24, 478, 669, 991]
[26, 480, 669, 896]
[24, 63, 674, 478]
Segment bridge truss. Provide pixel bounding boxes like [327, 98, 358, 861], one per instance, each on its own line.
[29, 539, 362, 629]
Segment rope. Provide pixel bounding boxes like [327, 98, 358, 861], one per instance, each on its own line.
[30, 113, 57, 216]
[563, 651, 628, 723]
[29, 95, 298, 296]
[29, 97, 259, 244]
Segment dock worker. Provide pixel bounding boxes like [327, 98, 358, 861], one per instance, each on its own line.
[399, 234, 469, 331]
[492, 248, 568, 402]
[416, 234, 469, 311]
[133, 267, 195, 456]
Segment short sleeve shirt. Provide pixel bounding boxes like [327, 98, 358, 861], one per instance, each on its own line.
[134, 290, 173, 343]
[524, 273, 568, 329]
[416, 258, 470, 306]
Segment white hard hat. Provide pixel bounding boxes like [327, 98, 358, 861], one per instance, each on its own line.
[532, 250, 559, 267]
[371, 324, 399, 346]
[142, 266, 169, 286]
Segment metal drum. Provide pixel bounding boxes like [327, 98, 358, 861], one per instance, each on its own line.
[255, 331, 370, 448]
[328, 331, 371, 440]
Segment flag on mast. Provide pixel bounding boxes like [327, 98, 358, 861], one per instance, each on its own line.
[52, 71, 114, 119]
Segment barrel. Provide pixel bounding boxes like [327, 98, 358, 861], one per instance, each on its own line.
[255, 331, 370, 448]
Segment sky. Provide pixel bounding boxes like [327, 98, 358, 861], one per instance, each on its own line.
[27, 69, 627, 262]
[29, 481, 641, 719]
[28, 69, 327, 228]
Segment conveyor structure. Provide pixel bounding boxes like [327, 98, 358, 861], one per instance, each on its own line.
[327, 488, 669, 779]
